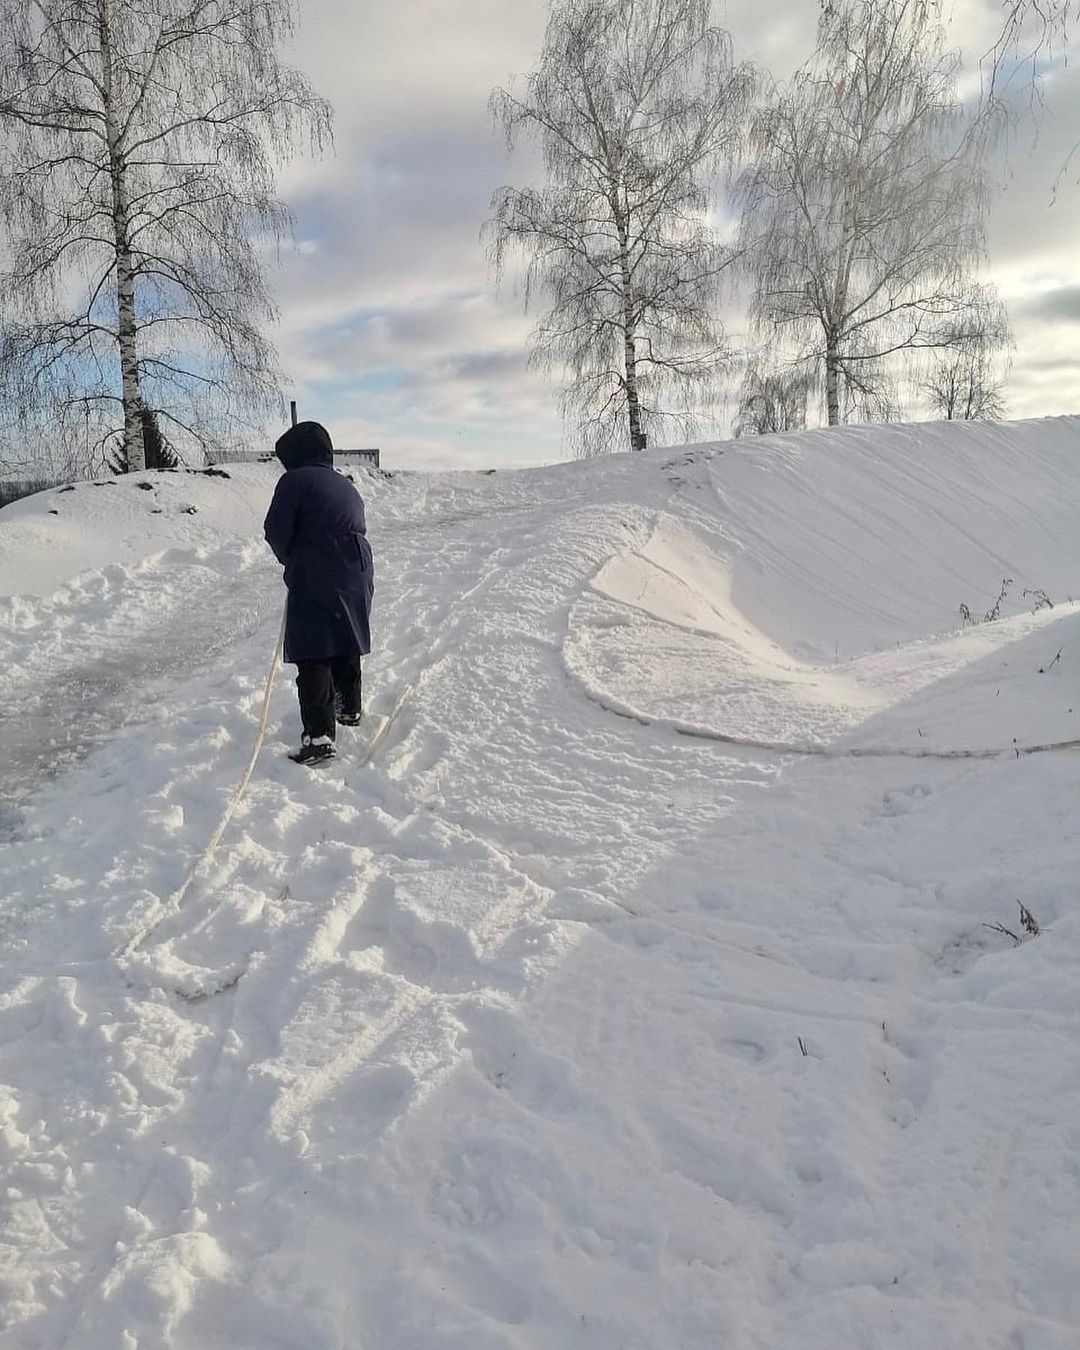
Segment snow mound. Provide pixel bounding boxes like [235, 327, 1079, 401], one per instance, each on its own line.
[2, 418, 1080, 1349]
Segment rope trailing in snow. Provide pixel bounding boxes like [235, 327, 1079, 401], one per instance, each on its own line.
[355, 668, 423, 768]
[116, 606, 287, 960]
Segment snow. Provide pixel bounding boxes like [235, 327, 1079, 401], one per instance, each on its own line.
[1, 418, 1079, 1349]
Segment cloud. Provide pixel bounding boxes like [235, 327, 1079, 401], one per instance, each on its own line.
[1019, 354, 1080, 372]
[258, 0, 1080, 468]
[1013, 284, 1080, 323]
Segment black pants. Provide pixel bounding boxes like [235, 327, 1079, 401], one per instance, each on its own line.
[296, 655, 363, 740]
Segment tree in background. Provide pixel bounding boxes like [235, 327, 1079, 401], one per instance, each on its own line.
[923, 344, 1006, 420]
[923, 341, 1010, 421]
[922, 281, 1011, 420]
[489, 0, 756, 455]
[106, 406, 178, 473]
[738, 0, 1004, 426]
[733, 363, 809, 436]
[0, 0, 331, 473]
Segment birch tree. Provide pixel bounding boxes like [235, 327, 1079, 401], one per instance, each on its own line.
[738, 0, 1001, 426]
[923, 343, 1007, 419]
[489, 0, 755, 455]
[733, 363, 809, 436]
[0, 1, 330, 472]
[920, 279, 1010, 419]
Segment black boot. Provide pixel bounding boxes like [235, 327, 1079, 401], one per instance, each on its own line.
[335, 693, 363, 727]
[289, 734, 337, 767]
[332, 656, 363, 725]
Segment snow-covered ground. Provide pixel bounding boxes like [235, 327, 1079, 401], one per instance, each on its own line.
[1, 419, 1079, 1349]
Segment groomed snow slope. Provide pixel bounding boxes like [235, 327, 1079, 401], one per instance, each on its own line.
[1, 419, 1079, 1350]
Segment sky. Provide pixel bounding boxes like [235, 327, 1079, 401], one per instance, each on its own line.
[268, 0, 1080, 470]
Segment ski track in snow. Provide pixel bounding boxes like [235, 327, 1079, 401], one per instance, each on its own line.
[1, 427, 1079, 1348]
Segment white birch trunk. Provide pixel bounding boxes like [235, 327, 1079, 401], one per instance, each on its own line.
[98, 0, 145, 473]
[825, 335, 841, 426]
[616, 208, 645, 452]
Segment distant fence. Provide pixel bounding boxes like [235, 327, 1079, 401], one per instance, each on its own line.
[336, 449, 381, 468]
[0, 478, 65, 509]
[207, 448, 382, 469]
[204, 450, 274, 466]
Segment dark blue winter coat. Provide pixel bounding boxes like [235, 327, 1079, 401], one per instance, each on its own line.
[263, 421, 374, 664]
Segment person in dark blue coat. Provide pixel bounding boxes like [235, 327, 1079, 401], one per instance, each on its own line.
[264, 421, 375, 766]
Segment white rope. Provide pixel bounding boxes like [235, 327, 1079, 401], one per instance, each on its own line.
[116, 605, 287, 960]
[355, 668, 423, 768]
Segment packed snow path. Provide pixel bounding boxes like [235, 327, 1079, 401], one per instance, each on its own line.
[1, 422, 1079, 1349]
[0, 544, 276, 827]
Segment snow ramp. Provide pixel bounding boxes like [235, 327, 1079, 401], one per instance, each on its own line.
[566, 418, 1080, 753]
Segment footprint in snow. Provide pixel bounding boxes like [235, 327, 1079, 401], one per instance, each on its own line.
[388, 729, 449, 779]
[880, 782, 933, 817]
[455, 1002, 610, 1130]
[340, 875, 505, 996]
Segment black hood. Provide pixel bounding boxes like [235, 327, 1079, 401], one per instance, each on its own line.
[275, 420, 334, 471]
